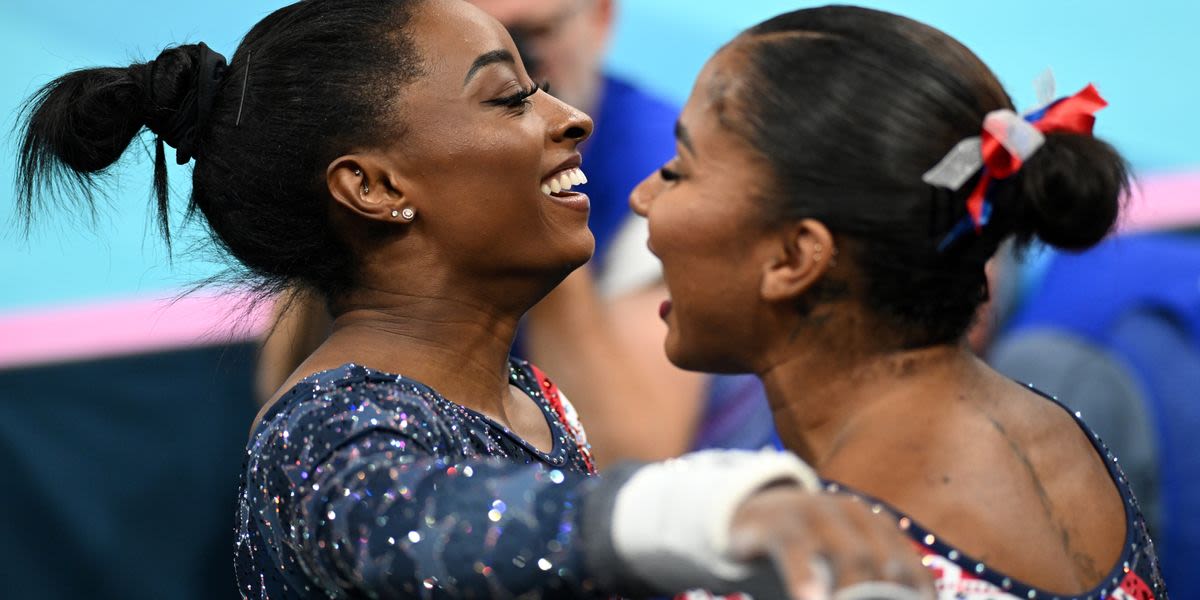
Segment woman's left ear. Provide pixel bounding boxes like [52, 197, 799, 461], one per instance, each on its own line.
[326, 154, 414, 224]
[760, 219, 836, 302]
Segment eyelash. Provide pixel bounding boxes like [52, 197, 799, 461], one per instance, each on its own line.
[659, 166, 681, 181]
[486, 81, 550, 110]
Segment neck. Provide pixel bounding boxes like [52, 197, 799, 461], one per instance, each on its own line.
[320, 287, 522, 419]
[759, 338, 975, 468]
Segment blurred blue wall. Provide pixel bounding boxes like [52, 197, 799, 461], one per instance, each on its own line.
[0, 3, 1196, 599]
[2, 0, 1197, 312]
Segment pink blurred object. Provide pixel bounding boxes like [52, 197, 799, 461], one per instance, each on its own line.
[0, 290, 270, 369]
[1120, 170, 1200, 233]
[0, 169, 1194, 370]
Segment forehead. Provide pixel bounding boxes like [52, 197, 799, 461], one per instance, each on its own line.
[680, 46, 755, 151]
[411, 0, 517, 75]
[467, 0, 576, 25]
[677, 46, 772, 195]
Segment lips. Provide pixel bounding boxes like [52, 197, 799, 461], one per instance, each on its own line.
[659, 298, 672, 320]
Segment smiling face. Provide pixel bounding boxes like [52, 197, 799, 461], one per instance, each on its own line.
[628, 47, 786, 373]
[353, 0, 595, 291]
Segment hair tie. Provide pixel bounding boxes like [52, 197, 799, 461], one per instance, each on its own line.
[144, 42, 229, 164]
[922, 80, 1109, 251]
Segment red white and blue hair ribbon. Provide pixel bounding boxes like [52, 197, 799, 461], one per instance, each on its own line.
[922, 79, 1109, 251]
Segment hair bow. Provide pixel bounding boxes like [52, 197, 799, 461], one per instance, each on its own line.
[922, 78, 1109, 251]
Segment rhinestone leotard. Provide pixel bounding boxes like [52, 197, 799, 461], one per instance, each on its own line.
[233, 359, 605, 599]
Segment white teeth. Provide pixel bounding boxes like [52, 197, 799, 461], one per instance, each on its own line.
[542, 168, 589, 195]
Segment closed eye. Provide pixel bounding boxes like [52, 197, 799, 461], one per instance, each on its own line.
[485, 81, 542, 109]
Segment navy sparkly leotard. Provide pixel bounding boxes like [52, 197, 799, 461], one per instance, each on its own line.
[234, 359, 605, 599]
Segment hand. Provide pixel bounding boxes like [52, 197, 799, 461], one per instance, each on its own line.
[729, 487, 933, 600]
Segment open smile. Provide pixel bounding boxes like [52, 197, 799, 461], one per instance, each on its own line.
[540, 166, 590, 212]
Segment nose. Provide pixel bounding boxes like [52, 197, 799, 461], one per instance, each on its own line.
[546, 94, 593, 145]
[629, 170, 660, 218]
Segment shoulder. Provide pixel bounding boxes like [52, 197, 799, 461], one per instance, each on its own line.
[251, 364, 452, 456]
[828, 380, 1129, 590]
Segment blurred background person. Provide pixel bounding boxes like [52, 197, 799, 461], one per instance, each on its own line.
[629, 5, 1165, 595]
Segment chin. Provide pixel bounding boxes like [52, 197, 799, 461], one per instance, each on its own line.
[665, 328, 754, 375]
[663, 330, 709, 373]
[529, 235, 594, 293]
[560, 228, 595, 271]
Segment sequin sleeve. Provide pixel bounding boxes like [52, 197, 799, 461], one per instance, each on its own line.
[239, 378, 610, 599]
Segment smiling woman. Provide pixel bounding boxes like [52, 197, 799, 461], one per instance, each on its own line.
[12, 0, 935, 598]
[631, 6, 1164, 600]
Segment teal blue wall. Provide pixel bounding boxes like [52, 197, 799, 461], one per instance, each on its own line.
[3, 1, 1197, 312]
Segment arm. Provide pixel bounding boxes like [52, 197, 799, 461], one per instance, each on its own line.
[301, 437, 599, 597]
[237, 380, 928, 599]
[239, 381, 606, 598]
[524, 268, 707, 469]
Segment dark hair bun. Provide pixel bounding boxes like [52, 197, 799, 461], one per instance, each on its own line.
[17, 44, 214, 241]
[1012, 132, 1129, 251]
[17, 44, 212, 180]
[17, 0, 428, 303]
[18, 66, 143, 176]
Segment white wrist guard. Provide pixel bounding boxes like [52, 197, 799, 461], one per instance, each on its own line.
[609, 449, 820, 593]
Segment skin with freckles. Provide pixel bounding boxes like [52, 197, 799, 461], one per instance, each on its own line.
[633, 42, 1127, 596]
[261, 0, 594, 452]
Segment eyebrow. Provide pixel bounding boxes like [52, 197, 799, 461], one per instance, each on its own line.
[464, 49, 516, 86]
[675, 120, 696, 156]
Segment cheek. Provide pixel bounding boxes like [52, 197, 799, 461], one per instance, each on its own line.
[651, 201, 763, 370]
[416, 117, 590, 271]
[650, 199, 748, 286]
[422, 124, 543, 224]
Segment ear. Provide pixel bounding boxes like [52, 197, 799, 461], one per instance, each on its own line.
[760, 219, 836, 303]
[326, 154, 413, 223]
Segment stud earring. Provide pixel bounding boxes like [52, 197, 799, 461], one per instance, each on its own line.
[362, 182, 370, 195]
[390, 209, 400, 218]
[400, 207, 416, 222]
[813, 243, 824, 262]
[353, 168, 362, 176]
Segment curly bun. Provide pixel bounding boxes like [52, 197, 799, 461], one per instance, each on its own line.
[1010, 132, 1129, 251]
[729, 6, 1135, 348]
